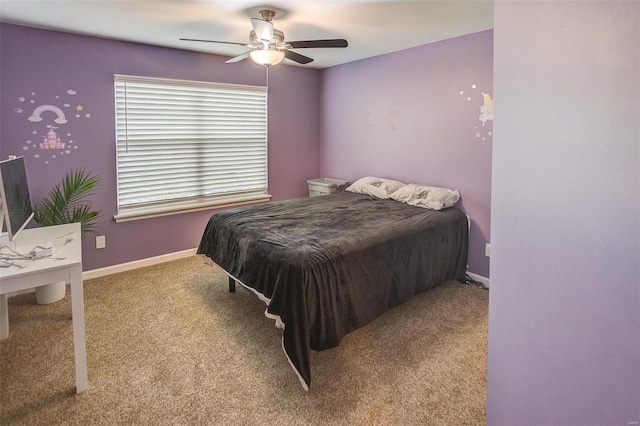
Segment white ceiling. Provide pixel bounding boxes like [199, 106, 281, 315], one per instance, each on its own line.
[0, 1, 493, 69]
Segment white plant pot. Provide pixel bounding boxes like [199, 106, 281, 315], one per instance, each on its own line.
[36, 281, 66, 304]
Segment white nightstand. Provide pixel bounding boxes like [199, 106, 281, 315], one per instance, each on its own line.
[307, 178, 349, 197]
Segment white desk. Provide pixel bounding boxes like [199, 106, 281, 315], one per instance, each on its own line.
[0, 222, 87, 393]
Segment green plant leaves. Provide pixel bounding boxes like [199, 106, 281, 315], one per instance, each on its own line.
[33, 169, 102, 236]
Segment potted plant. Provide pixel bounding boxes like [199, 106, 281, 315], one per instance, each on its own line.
[32, 169, 101, 304]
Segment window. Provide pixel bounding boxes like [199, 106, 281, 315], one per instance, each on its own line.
[114, 75, 270, 222]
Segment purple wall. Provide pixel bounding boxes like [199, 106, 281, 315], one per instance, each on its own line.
[0, 24, 320, 271]
[319, 30, 493, 278]
[488, 2, 640, 424]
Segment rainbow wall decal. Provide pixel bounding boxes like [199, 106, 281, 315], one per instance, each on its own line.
[28, 104, 68, 124]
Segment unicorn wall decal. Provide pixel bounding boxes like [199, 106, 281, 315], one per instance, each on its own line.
[479, 92, 493, 126]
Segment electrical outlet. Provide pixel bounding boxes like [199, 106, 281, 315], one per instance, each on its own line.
[96, 235, 106, 249]
[485, 243, 491, 257]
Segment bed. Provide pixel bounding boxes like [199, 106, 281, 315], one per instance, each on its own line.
[197, 190, 468, 390]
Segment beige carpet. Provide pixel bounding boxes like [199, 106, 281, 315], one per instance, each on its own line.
[0, 256, 488, 425]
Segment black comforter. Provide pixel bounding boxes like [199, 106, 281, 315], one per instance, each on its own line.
[197, 191, 468, 390]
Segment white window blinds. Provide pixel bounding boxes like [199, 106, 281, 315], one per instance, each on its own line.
[114, 74, 269, 220]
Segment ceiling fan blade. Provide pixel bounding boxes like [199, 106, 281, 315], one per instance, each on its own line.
[251, 18, 273, 43]
[283, 49, 314, 65]
[225, 52, 252, 63]
[287, 39, 348, 49]
[180, 38, 249, 47]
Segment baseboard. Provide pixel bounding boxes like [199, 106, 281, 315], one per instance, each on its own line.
[82, 248, 198, 280]
[466, 271, 490, 288]
[5, 248, 199, 298]
[11, 249, 488, 293]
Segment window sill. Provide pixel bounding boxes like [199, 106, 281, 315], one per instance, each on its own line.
[114, 193, 272, 223]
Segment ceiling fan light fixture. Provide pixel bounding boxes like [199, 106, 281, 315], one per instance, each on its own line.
[250, 49, 285, 66]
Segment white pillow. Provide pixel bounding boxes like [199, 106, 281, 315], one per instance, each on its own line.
[345, 176, 406, 199]
[390, 183, 460, 210]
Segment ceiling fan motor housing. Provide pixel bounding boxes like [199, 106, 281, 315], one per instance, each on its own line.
[250, 29, 284, 47]
[258, 10, 276, 22]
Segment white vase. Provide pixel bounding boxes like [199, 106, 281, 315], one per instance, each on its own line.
[36, 281, 66, 304]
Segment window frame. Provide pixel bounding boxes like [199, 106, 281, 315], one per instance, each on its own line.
[113, 74, 271, 223]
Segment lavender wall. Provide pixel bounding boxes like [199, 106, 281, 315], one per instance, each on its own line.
[488, 2, 640, 424]
[0, 24, 320, 271]
[319, 30, 493, 278]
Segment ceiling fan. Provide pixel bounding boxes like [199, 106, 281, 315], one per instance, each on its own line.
[180, 9, 348, 66]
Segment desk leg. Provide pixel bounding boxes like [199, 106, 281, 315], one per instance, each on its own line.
[0, 293, 8, 340]
[70, 265, 88, 393]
